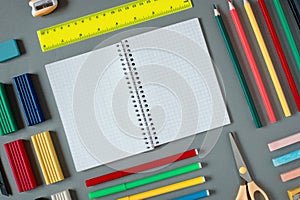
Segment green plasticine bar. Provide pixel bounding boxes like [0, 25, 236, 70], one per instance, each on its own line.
[88, 162, 202, 199]
[0, 83, 18, 135]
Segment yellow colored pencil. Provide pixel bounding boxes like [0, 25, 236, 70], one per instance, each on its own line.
[244, 0, 291, 117]
[118, 176, 206, 200]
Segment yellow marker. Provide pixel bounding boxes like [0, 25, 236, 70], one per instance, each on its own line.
[37, 0, 193, 52]
[118, 176, 206, 200]
[244, 0, 291, 117]
[31, 131, 64, 185]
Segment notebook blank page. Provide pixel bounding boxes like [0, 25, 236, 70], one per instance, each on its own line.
[124, 19, 230, 146]
[46, 44, 149, 172]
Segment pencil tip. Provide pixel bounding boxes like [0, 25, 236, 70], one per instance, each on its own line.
[228, 0, 231, 2]
[213, 4, 217, 9]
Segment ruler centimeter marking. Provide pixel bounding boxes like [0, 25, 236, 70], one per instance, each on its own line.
[37, 0, 193, 52]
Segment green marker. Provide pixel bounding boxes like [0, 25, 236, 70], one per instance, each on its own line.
[0, 83, 18, 135]
[88, 162, 202, 199]
[273, 0, 300, 71]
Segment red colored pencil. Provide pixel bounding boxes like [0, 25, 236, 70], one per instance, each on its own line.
[228, 0, 276, 123]
[85, 149, 198, 187]
[258, 0, 300, 112]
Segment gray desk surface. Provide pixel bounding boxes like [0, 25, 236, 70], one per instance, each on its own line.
[1, 0, 300, 199]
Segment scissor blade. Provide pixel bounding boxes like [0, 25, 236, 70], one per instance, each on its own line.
[229, 132, 252, 183]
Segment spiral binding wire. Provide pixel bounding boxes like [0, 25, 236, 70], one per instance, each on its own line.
[117, 42, 159, 149]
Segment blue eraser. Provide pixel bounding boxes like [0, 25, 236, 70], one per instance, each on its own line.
[0, 39, 21, 62]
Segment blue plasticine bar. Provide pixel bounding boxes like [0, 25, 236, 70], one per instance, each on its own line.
[13, 74, 45, 126]
[0, 39, 20, 62]
[272, 149, 300, 167]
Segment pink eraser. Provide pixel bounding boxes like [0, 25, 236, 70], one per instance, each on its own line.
[268, 132, 300, 152]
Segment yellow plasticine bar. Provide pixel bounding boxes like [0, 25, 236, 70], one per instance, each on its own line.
[31, 131, 64, 184]
[44, 131, 64, 181]
[39, 132, 58, 183]
[32, 133, 51, 184]
[244, 0, 291, 117]
[118, 176, 206, 200]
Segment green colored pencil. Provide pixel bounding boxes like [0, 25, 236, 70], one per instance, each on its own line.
[88, 162, 202, 199]
[273, 0, 300, 70]
[213, 5, 262, 128]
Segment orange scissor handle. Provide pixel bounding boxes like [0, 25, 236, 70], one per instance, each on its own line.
[236, 184, 249, 200]
[247, 181, 269, 200]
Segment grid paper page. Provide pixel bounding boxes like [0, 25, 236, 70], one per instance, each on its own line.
[124, 18, 230, 145]
[46, 44, 150, 172]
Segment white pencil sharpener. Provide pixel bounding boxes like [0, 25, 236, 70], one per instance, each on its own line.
[29, 0, 58, 17]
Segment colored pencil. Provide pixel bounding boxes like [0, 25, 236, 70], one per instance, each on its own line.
[173, 189, 210, 200]
[88, 163, 202, 199]
[118, 176, 206, 200]
[258, 0, 300, 112]
[288, 0, 300, 29]
[213, 5, 262, 128]
[228, 0, 276, 123]
[244, 0, 291, 117]
[273, 0, 300, 70]
[85, 149, 198, 187]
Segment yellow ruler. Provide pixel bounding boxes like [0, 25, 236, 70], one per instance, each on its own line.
[37, 0, 193, 52]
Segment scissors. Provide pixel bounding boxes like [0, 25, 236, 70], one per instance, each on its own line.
[229, 132, 269, 200]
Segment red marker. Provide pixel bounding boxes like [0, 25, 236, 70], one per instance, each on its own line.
[86, 149, 199, 187]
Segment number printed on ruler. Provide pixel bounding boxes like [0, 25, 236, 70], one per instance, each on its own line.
[37, 0, 193, 52]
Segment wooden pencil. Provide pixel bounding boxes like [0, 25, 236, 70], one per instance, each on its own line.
[228, 0, 276, 123]
[273, 0, 300, 70]
[244, 0, 291, 117]
[258, 0, 300, 112]
[213, 4, 262, 128]
[288, 0, 300, 29]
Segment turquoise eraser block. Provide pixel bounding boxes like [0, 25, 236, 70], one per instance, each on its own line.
[272, 149, 300, 167]
[0, 39, 20, 62]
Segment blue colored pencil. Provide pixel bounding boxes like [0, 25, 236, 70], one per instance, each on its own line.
[173, 189, 210, 200]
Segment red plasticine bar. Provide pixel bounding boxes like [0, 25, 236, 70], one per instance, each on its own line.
[86, 149, 198, 187]
[4, 140, 37, 192]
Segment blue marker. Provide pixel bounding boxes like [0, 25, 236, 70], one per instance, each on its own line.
[272, 149, 300, 167]
[173, 189, 210, 200]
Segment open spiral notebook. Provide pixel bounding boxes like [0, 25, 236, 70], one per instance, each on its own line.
[46, 18, 230, 172]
